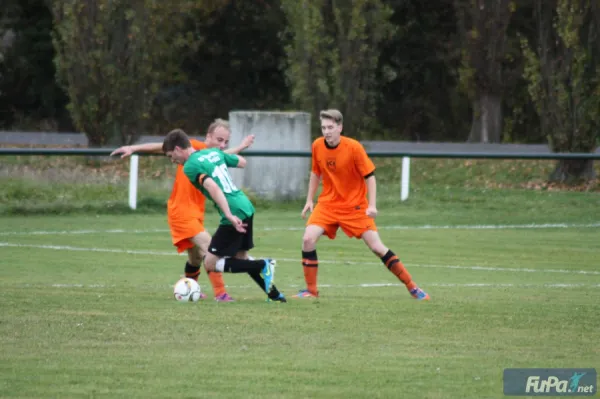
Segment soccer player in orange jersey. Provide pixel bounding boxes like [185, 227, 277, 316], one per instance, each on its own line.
[110, 120, 251, 302]
[294, 109, 430, 300]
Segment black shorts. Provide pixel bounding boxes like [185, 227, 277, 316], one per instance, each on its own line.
[208, 216, 254, 257]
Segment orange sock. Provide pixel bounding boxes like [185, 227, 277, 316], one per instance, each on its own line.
[381, 250, 417, 291]
[303, 266, 319, 295]
[302, 250, 319, 295]
[207, 271, 227, 297]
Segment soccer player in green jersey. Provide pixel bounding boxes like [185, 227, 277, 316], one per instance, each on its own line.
[162, 129, 285, 301]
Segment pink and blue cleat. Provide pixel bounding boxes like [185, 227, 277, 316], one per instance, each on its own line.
[292, 289, 319, 298]
[214, 293, 235, 302]
[409, 287, 430, 301]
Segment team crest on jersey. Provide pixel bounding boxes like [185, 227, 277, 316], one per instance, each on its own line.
[326, 158, 336, 171]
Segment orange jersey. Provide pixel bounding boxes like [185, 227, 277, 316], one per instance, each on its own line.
[311, 136, 375, 211]
[167, 139, 207, 221]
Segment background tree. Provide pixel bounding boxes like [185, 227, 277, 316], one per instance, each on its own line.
[455, 0, 514, 143]
[281, 0, 395, 138]
[500, 0, 544, 144]
[52, 0, 199, 146]
[377, 0, 470, 141]
[0, 0, 70, 130]
[521, 0, 600, 181]
[5, 0, 598, 156]
[151, 0, 289, 135]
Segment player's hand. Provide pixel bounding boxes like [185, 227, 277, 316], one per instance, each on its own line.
[227, 215, 247, 233]
[242, 134, 255, 149]
[301, 201, 314, 219]
[366, 206, 378, 218]
[110, 146, 134, 158]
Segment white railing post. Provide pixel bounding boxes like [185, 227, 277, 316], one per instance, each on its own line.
[128, 155, 139, 210]
[400, 156, 410, 201]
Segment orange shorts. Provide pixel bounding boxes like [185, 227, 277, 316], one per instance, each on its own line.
[168, 217, 205, 253]
[307, 204, 377, 239]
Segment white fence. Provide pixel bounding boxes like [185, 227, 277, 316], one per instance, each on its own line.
[1, 146, 598, 210]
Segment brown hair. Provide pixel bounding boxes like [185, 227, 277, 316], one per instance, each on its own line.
[162, 128, 191, 153]
[319, 109, 343, 124]
[206, 118, 230, 135]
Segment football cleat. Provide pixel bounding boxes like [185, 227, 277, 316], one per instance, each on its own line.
[261, 259, 276, 293]
[292, 289, 319, 298]
[214, 293, 235, 302]
[267, 293, 287, 303]
[409, 287, 430, 301]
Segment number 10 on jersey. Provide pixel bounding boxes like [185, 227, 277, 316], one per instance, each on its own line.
[212, 164, 238, 193]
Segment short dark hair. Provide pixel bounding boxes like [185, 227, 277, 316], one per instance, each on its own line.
[162, 129, 191, 153]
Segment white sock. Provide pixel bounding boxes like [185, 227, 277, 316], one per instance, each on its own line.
[215, 258, 225, 272]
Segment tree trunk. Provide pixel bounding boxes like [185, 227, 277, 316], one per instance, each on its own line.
[85, 125, 125, 164]
[468, 93, 503, 143]
[548, 159, 596, 183]
[467, 98, 482, 142]
[86, 134, 104, 148]
[85, 124, 127, 148]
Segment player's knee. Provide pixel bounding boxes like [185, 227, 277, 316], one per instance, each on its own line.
[302, 234, 318, 251]
[203, 254, 217, 271]
[190, 232, 210, 253]
[204, 263, 216, 272]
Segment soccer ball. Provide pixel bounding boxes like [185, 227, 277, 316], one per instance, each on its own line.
[173, 277, 202, 302]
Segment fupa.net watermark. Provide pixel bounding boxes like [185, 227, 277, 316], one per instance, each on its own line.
[504, 368, 597, 396]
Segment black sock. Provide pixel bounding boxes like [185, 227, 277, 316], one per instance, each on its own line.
[224, 258, 265, 273]
[267, 284, 282, 299]
[302, 250, 318, 267]
[184, 262, 200, 281]
[248, 271, 281, 298]
[380, 250, 396, 269]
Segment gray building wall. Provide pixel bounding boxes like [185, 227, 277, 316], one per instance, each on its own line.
[227, 111, 312, 200]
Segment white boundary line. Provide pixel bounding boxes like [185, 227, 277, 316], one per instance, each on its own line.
[4, 282, 596, 289]
[1, 222, 600, 236]
[1, 242, 599, 276]
[0, 228, 169, 236]
[0, 242, 176, 256]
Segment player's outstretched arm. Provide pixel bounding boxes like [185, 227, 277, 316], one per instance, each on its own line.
[110, 142, 163, 158]
[233, 155, 247, 169]
[202, 178, 247, 232]
[225, 135, 255, 155]
[223, 153, 247, 169]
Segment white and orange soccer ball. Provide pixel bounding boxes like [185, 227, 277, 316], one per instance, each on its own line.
[173, 277, 202, 302]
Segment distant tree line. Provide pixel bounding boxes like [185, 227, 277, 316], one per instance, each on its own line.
[0, 0, 598, 180]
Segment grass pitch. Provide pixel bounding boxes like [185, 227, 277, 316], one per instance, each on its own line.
[0, 205, 598, 398]
[1, 154, 599, 397]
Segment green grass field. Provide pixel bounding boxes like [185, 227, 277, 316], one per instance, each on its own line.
[1, 155, 599, 397]
[1, 202, 599, 398]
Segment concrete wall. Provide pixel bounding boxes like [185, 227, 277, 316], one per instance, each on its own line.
[228, 111, 311, 200]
